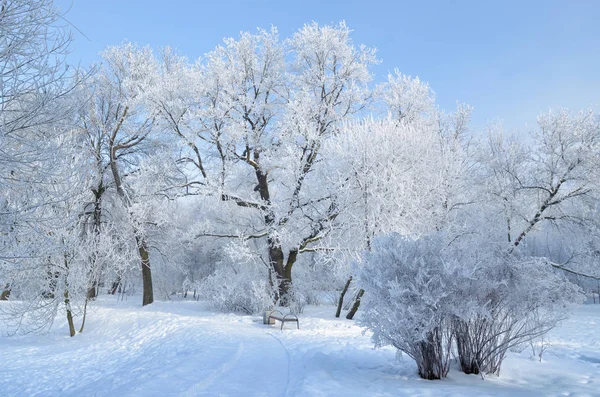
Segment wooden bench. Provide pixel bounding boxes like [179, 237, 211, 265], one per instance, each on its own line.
[266, 310, 299, 330]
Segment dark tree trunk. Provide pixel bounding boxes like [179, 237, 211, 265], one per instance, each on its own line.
[268, 240, 287, 300]
[0, 284, 10, 300]
[268, 244, 298, 305]
[79, 297, 89, 334]
[137, 237, 153, 306]
[346, 289, 364, 320]
[455, 324, 480, 374]
[64, 289, 76, 337]
[110, 138, 154, 307]
[86, 182, 104, 302]
[110, 277, 121, 295]
[336, 277, 352, 318]
[87, 282, 97, 300]
[411, 327, 450, 380]
[416, 338, 442, 379]
[283, 249, 296, 298]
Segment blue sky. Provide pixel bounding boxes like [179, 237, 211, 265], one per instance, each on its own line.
[56, 0, 599, 131]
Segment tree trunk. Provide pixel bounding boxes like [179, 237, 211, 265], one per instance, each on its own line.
[336, 277, 352, 318]
[137, 237, 153, 306]
[110, 141, 154, 307]
[110, 277, 121, 295]
[64, 289, 76, 337]
[87, 282, 97, 300]
[346, 289, 364, 320]
[79, 297, 89, 333]
[454, 320, 480, 375]
[86, 182, 103, 302]
[282, 249, 296, 299]
[415, 329, 446, 380]
[267, 239, 287, 302]
[0, 284, 10, 300]
[268, 244, 298, 306]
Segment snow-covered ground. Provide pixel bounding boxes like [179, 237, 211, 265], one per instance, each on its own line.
[1, 298, 599, 397]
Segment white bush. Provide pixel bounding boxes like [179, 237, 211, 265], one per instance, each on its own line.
[452, 254, 584, 375]
[358, 233, 584, 379]
[358, 233, 460, 379]
[200, 264, 275, 315]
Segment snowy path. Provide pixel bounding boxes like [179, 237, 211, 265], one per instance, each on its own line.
[0, 301, 290, 397]
[1, 299, 599, 396]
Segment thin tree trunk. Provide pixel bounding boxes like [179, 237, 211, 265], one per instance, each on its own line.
[64, 289, 76, 337]
[336, 277, 352, 318]
[86, 182, 104, 302]
[79, 297, 89, 333]
[110, 277, 121, 295]
[416, 328, 447, 380]
[346, 289, 364, 320]
[87, 282, 97, 300]
[110, 138, 154, 307]
[512, 183, 562, 249]
[454, 319, 480, 374]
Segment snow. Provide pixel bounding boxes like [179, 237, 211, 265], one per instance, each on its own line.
[1, 298, 599, 397]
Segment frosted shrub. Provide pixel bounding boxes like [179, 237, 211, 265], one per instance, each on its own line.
[290, 257, 342, 307]
[452, 255, 583, 376]
[358, 232, 583, 380]
[200, 265, 275, 315]
[280, 285, 308, 314]
[358, 234, 460, 380]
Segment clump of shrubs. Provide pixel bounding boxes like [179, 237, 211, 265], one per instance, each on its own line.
[358, 233, 583, 379]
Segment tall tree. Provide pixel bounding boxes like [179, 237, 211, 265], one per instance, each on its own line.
[75, 44, 160, 306]
[155, 23, 377, 302]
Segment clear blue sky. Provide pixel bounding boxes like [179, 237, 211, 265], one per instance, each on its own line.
[56, 0, 599, 131]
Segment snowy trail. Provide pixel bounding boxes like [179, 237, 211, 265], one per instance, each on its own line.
[1, 299, 599, 396]
[0, 300, 290, 397]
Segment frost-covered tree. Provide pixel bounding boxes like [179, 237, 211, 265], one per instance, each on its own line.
[154, 23, 378, 304]
[0, 0, 77, 300]
[323, 91, 473, 318]
[479, 109, 600, 275]
[73, 43, 171, 306]
[380, 69, 436, 124]
[328, 107, 472, 249]
[0, 128, 113, 336]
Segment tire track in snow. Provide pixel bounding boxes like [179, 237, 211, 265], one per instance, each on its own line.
[267, 332, 291, 397]
[183, 341, 245, 396]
